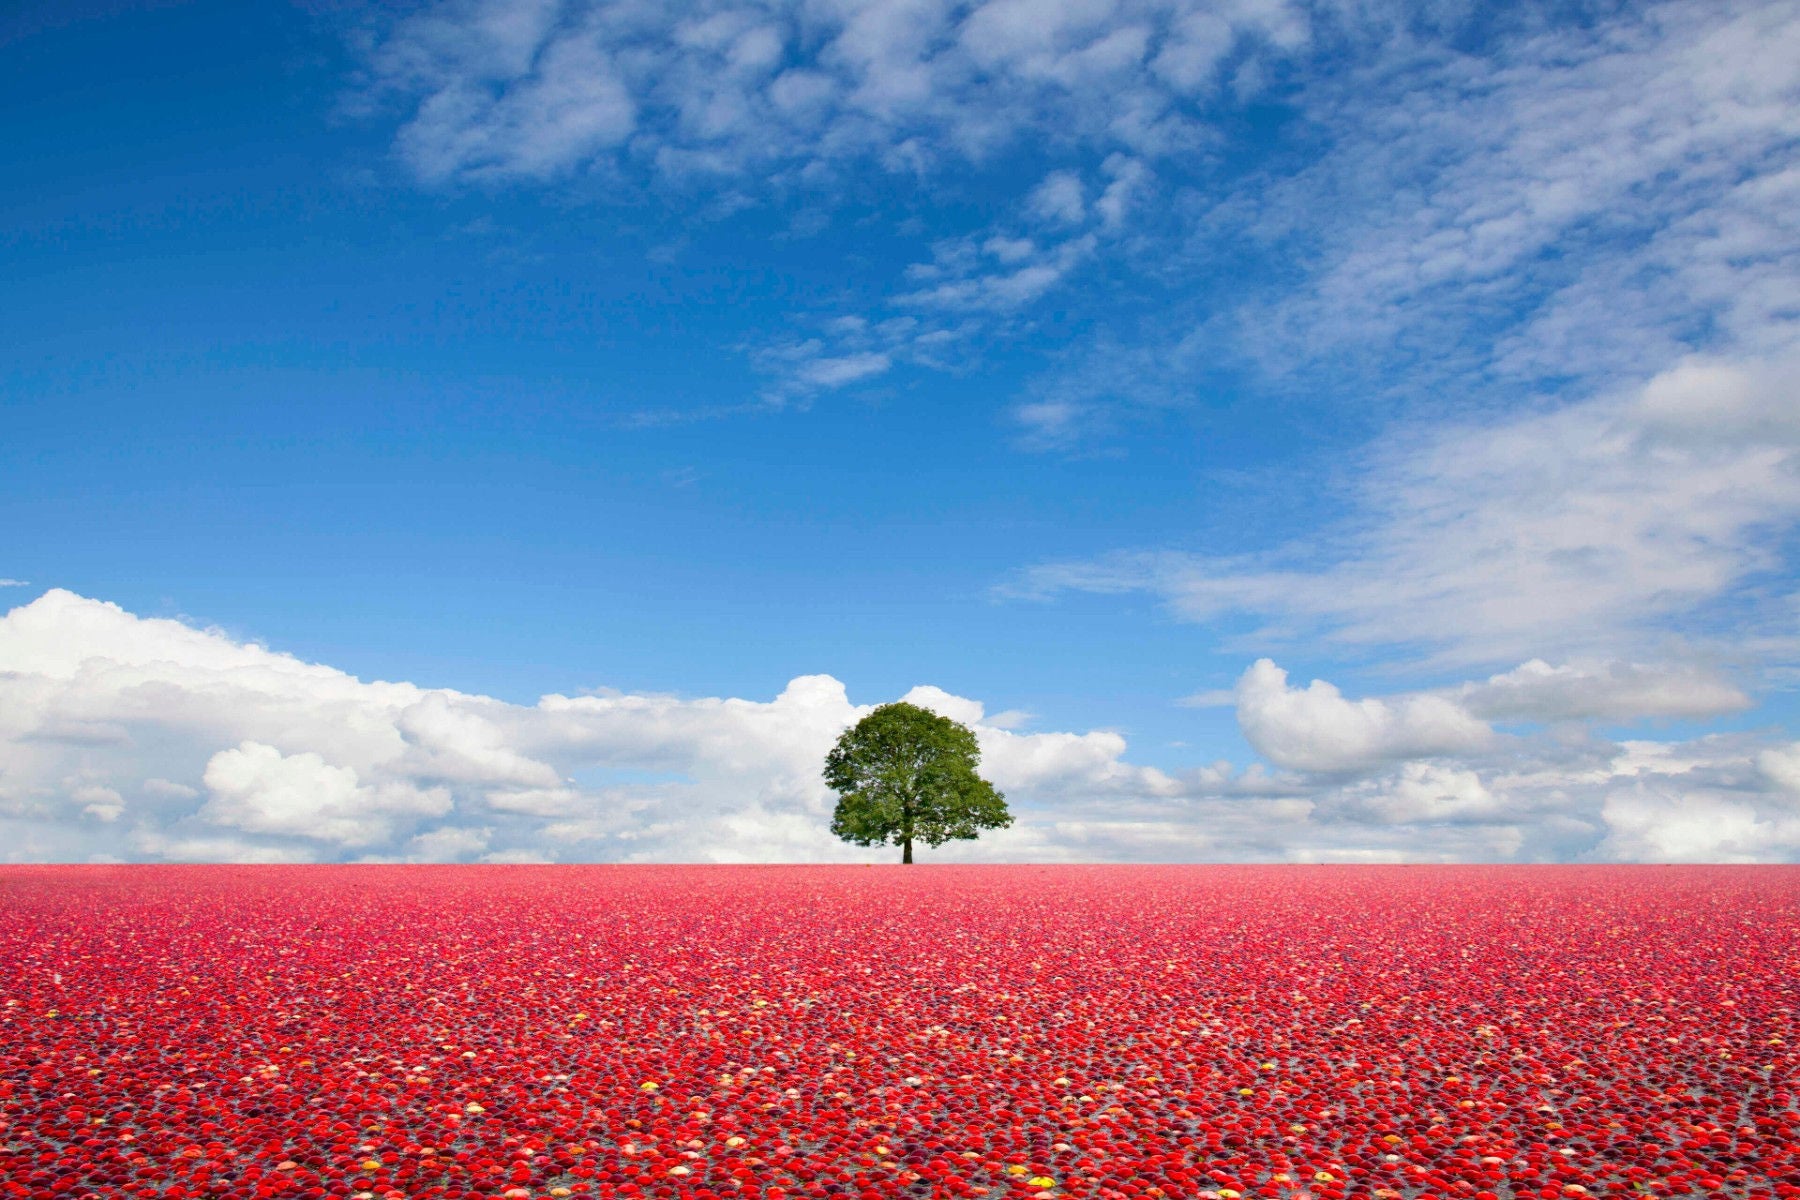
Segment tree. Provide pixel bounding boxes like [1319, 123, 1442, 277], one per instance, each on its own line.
[824, 701, 1011, 863]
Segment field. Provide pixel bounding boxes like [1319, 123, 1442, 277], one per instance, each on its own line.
[2, 866, 1796, 1200]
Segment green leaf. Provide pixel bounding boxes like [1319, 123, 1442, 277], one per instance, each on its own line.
[823, 702, 1011, 861]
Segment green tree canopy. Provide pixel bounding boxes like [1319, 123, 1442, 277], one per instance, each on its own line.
[823, 701, 1011, 863]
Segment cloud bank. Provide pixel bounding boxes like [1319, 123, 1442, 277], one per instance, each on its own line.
[6, 589, 1800, 864]
[0, 589, 1256, 864]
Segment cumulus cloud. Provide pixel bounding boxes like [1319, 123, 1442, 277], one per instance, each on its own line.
[1201, 660, 1800, 861]
[1760, 743, 1800, 794]
[1234, 659, 1492, 774]
[899, 684, 986, 728]
[7, 590, 1799, 863]
[1598, 783, 1800, 863]
[1326, 763, 1504, 826]
[73, 784, 124, 823]
[200, 742, 452, 847]
[0, 589, 1268, 864]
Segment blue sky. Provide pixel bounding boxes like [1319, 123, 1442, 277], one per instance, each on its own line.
[3, 0, 1799, 864]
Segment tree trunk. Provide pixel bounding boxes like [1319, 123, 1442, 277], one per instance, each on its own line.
[902, 837, 913, 864]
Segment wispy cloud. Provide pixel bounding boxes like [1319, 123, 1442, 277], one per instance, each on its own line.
[363, 2, 1800, 431]
[1001, 0, 1800, 445]
[753, 156, 1150, 397]
[0, 579, 29, 588]
[1015, 353, 1800, 665]
[359, 2, 1799, 422]
[1225, 0, 1800, 395]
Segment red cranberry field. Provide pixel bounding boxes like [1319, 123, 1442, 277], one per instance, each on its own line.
[3, 866, 1797, 1200]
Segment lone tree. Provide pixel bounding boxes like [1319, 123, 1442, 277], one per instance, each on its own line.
[824, 701, 1011, 863]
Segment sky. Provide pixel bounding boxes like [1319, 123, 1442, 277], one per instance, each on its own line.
[2, 0, 1798, 864]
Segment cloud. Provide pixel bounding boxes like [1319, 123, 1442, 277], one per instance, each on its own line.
[0, 579, 28, 587]
[1233, 659, 1492, 774]
[1017, 354, 1800, 664]
[995, 0, 1800, 456]
[1760, 743, 1800, 794]
[1458, 659, 1751, 724]
[364, 0, 1311, 189]
[1598, 783, 1800, 863]
[9, 591, 1799, 863]
[899, 684, 986, 728]
[358, 0, 1279, 403]
[406, 824, 493, 862]
[1328, 762, 1505, 826]
[1093, 153, 1147, 231]
[393, 27, 637, 183]
[1227, 1, 1800, 393]
[1027, 169, 1085, 224]
[356, 1, 1799, 429]
[73, 784, 124, 823]
[0, 589, 1262, 864]
[759, 148, 1153, 397]
[793, 350, 892, 388]
[1230, 671, 1800, 862]
[200, 742, 452, 847]
[751, 327, 920, 402]
[897, 231, 1097, 312]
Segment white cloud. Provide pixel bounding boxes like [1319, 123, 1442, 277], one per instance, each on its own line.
[127, 829, 319, 864]
[899, 684, 986, 728]
[1019, 354, 1800, 664]
[0, 579, 29, 587]
[1330, 762, 1504, 825]
[200, 741, 452, 846]
[73, 784, 124, 823]
[358, 1, 1800, 427]
[1233, 658, 1492, 773]
[406, 825, 493, 861]
[9, 589, 1799, 863]
[897, 232, 1096, 312]
[395, 692, 561, 788]
[1231, 1, 1800, 391]
[1598, 783, 1800, 863]
[1027, 169, 1085, 224]
[1760, 743, 1800, 794]
[1093, 153, 1147, 231]
[0, 589, 1257, 863]
[1002, 0, 1800, 454]
[793, 350, 892, 388]
[1459, 659, 1751, 723]
[1211, 656, 1800, 861]
[367, 0, 1310, 188]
